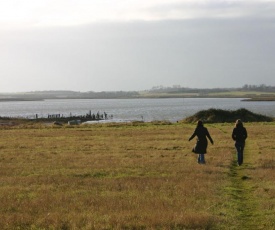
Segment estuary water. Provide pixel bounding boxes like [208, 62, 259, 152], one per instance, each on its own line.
[0, 98, 274, 122]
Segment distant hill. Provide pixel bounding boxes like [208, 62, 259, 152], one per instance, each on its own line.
[182, 108, 274, 123]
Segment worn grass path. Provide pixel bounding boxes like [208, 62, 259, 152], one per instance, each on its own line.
[225, 160, 261, 229]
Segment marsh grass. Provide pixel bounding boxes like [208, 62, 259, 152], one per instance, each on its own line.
[0, 122, 274, 229]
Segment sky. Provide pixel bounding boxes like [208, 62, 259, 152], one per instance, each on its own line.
[1, 0, 275, 92]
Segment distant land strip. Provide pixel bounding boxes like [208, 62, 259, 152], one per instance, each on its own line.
[0, 98, 44, 102]
[241, 98, 275, 101]
[1, 85, 275, 101]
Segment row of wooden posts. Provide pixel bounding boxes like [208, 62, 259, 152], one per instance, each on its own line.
[33, 111, 110, 120]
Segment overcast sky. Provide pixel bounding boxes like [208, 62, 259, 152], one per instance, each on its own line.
[1, 0, 275, 92]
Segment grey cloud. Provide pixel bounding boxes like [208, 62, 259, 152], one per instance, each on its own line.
[1, 16, 275, 92]
[144, 1, 275, 20]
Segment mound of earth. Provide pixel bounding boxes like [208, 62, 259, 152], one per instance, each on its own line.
[182, 108, 274, 123]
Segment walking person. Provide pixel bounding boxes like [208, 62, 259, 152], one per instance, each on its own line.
[232, 119, 247, 166]
[189, 120, 214, 164]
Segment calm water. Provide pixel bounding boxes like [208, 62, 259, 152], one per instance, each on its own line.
[0, 98, 274, 122]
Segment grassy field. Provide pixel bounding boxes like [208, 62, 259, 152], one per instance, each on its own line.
[0, 121, 275, 229]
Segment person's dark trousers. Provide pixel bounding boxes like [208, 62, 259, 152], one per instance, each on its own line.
[235, 142, 245, 166]
[197, 154, 206, 164]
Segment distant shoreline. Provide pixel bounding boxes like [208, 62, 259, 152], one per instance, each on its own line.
[0, 96, 275, 102]
[1, 87, 275, 101]
[1, 97, 275, 102]
[241, 98, 275, 101]
[0, 98, 44, 102]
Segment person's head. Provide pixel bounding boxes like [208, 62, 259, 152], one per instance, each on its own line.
[235, 119, 243, 128]
[197, 120, 203, 127]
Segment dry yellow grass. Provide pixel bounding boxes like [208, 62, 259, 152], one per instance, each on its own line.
[0, 122, 274, 229]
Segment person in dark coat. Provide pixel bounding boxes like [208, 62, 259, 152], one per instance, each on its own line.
[189, 120, 214, 164]
[232, 119, 247, 166]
